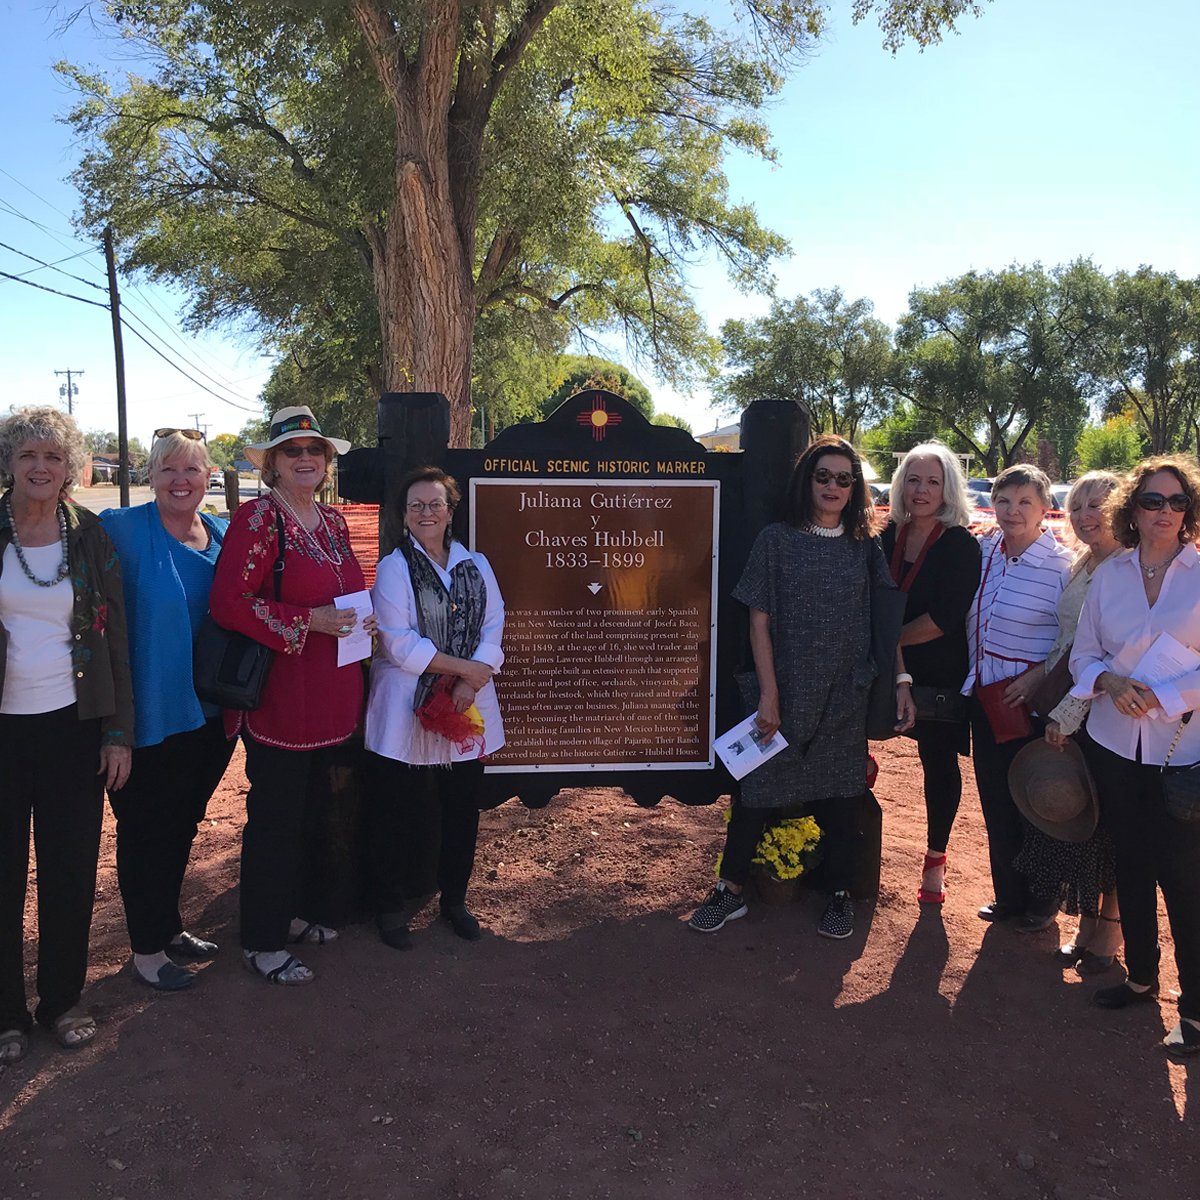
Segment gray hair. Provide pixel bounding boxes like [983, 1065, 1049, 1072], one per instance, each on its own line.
[0, 405, 88, 493]
[147, 430, 209, 476]
[888, 441, 973, 527]
[992, 463, 1053, 508]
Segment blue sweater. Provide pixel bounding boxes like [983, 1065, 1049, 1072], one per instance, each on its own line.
[100, 503, 226, 748]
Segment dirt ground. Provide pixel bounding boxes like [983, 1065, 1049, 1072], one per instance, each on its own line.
[1, 737, 1197, 1200]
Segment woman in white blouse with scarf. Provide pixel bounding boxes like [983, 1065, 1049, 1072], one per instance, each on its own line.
[364, 467, 505, 950]
[1070, 456, 1200, 1057]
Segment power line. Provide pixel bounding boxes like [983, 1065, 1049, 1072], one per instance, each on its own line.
[119, 320, 259, 412]
[0, 239, 107, 291]
[0, 268, 107, 307]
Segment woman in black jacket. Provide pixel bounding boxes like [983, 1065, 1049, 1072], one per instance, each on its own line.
[880, 442, 981, 906]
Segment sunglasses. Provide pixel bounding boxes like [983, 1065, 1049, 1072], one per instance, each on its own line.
[814, 467, 856, 489]
[1136, 492, 1190, 513]
[279, 441, 329, 459]
[153, 427, 205, 442]
[406, 500, 449, 514]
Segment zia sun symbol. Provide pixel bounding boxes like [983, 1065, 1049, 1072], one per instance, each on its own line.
[576, 393, 623, 442]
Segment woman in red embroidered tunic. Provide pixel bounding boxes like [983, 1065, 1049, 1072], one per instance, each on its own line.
[209, 407, 375, 985]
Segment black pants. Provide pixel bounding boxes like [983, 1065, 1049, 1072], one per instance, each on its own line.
[914, 721, 965, 854]
[1082, 738, 1200, 1021]
[366, 754, 484, 913]
[108, 718, 234, 954]
[0, 705, 104, 1033]
[240, 734, 339, 952]
[969, 695, 1039, 911]
[719, 793, 864, 894]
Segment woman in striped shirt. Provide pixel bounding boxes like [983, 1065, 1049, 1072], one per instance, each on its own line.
[962, 465, 1073, 923]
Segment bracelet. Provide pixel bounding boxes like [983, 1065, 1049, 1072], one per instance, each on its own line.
[896, 673, 914, 686]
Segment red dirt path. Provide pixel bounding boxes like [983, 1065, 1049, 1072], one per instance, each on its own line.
[1, 738, 1197, 1199]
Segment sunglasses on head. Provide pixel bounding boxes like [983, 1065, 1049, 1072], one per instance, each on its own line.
[813, 467, 856, 488]
[153, 427, 205, 442]
[279, 441, 328, 459]
[1137, 491, 1190, 513]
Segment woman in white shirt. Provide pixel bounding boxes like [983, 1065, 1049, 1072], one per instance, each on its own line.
[963, 465, 1073, 924]
[364, 467, 505, 949]
[1070, 456, 1200, 1057]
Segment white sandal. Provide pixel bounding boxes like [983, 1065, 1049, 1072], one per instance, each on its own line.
[288, 921, 338, 945]
[242, 952, 313, 986]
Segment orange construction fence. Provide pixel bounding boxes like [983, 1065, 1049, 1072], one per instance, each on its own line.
[333, 504, 381, 587]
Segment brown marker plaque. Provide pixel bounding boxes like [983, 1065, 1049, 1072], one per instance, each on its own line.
[470, 479, 719, 772]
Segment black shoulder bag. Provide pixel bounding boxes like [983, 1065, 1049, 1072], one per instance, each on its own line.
[193, 511, 286, 711]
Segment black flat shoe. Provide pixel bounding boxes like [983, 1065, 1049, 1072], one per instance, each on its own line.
[1016, 909, 1059, 934]
[377, 915, 413, 952]
[1163, 1020, 1200, 1057]
[169, 931, 218, 960]
[1054, 942, 1082, 966]
[1076, 950, 1117, 975]
[441, 904, 482, 941]
[130, 959, 195, 992]
[1092, 980, 1158, 1009]
[978, 901, 1021, 923]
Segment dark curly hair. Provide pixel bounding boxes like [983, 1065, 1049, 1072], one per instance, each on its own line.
[396, 465, 462, 550]
[781, 435, 875, 540]
[1106, 454, 1200, 548]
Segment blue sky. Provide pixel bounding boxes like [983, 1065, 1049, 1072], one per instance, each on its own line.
[1, 0, 1197, 444]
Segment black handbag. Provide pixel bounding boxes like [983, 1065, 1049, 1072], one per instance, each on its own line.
[865, 585, 909, 741]
[910, 684, 968, 724]
[1161, 712, 1200, 823]
[193, 510, 286, 711]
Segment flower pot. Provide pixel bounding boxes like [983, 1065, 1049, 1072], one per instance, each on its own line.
[753, 870, 801, 906]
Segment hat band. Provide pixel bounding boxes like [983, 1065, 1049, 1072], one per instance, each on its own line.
[270, 415, 322, 440]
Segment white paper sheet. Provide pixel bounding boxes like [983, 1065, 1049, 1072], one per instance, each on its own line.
[334, 590, 374, 666]
[1130, 632, 1200, 718]
[714, 712, 789, 782]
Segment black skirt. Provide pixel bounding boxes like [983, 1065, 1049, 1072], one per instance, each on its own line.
[1014, 823, 1117, 918]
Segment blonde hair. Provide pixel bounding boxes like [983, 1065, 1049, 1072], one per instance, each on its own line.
[0, 405, 87, 493]
[888, 441, 973, 527]
[1062, 470, 1122, 549]
[147, 430, 209, 476]
[261, 441, 334, 490]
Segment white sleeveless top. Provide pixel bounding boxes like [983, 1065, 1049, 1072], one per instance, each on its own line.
[0, 542, 76, 715]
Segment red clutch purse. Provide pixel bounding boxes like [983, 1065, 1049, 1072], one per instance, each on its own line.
[976, 678, 1033, 744]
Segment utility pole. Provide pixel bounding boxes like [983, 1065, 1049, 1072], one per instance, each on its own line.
[103, 226, 131, 508]
[54, 369, 84, 415]
[188, 412, 204, 431]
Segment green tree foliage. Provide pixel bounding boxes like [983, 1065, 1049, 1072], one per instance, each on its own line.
[84, 429, 113, 454]
[1094, 268, 1200, 455]
[716, 288, 894, 442]
[206, 433, 239, 470]
[539, 356, 654, 420]
[60, 2, 985, 446]
[893, 260, 1108, 475]
[1075, 414, 1144, 473]
[652, 412, 693, 433]
[858, 402, 964, 479]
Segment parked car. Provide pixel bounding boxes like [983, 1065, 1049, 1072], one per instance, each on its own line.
[965, 477, 994, 499]
[209, 470, 223, 490]
[1049, 483, 1071, 511]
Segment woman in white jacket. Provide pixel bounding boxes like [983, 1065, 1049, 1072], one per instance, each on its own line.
[364, 466, 505, 949]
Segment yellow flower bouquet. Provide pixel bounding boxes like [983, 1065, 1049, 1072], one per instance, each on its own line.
[752, 815, 823, 881]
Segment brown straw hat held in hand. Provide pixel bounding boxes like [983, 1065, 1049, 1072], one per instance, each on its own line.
[1008, 739, 1100, 844]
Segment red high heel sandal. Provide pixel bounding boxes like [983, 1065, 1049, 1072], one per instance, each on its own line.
[918, 853, 947, 904]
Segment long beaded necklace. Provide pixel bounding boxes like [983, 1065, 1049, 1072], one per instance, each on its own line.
[271, 489, 344, 567]
[4, 496, 70, 587]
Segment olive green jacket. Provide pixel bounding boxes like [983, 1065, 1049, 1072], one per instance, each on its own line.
[0, 494, 135, 745]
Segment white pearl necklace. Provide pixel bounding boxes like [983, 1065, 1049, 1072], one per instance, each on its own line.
[800, 522, 845, 538]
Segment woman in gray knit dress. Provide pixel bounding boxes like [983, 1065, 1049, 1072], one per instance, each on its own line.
[690, 436, 915, 940]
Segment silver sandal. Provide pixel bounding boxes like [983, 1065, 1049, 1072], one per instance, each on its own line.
[242, 952, 314, 986]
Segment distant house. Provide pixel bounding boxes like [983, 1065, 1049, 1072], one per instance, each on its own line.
[696, 421, 741, 451]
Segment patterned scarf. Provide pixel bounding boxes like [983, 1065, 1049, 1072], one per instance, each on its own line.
[400, 536, 488, 762]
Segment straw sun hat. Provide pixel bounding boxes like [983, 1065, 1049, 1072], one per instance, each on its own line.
[1008, 738, 1100, 844]
[244, 406, 350, 469]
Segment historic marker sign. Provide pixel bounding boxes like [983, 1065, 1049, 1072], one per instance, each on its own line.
[471, 478, 719, 773]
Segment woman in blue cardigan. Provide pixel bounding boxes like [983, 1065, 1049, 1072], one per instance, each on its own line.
[100, 430, 233, 991]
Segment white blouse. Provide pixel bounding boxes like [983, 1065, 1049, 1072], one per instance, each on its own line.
[365, 539, 506, 765]
[0, 543, 76, 715]
[1070, 543, 1200, 767]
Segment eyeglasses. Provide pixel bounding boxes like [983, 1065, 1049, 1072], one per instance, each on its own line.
[153, 428, 205, 442]
[813, 467, 856, 489]
[406, 500, 449, 514]
[1137, 492, 1190, 512]
[280, 442, 328, 459]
